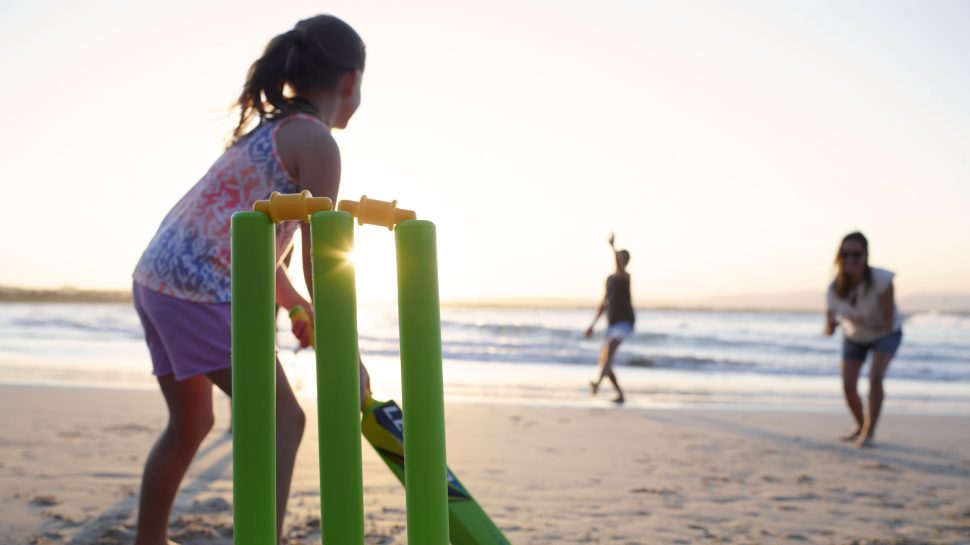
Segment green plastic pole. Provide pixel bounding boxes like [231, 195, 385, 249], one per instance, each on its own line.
[310, 211, 364, 545]
[395, 219, 450, 545]
[231, 211, 277, 545]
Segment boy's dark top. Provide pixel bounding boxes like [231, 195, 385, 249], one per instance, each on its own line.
[606, 274, 635, 325]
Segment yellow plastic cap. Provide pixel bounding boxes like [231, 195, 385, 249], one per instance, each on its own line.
[337, 196, 416, 230]
[253, 191, 333, 223]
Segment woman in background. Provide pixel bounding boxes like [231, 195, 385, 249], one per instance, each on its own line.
[824, 232, 902, 448]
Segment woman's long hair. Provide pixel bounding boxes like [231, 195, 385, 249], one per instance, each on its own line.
[229, 15, 365, 146]
[832, 231, 872, 300]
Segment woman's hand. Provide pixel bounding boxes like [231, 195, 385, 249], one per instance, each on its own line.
[585, 325, 594, 338]
[824, 311, 838, 336]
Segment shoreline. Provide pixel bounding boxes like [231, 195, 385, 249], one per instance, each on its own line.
[3, 355, 970, 417]
[2, 384, 968, 544]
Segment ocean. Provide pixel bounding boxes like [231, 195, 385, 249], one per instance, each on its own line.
[1, 303, 968, 414]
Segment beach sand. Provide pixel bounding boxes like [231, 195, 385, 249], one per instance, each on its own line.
[1, 384, 968, 545]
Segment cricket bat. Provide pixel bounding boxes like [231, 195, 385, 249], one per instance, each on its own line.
[361, 395, 512, 545]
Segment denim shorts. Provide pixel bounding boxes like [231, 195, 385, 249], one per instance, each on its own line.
[604, 321, 634, 342]
[843, 329, 903, 362]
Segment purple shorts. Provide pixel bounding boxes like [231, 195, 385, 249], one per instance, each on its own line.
[133, 281, 233, 381]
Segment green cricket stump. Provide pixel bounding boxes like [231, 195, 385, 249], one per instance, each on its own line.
[311, 211, 365, 545]
[231, 211, 277, 545]
[231, 194, 449, 545]
[396, 219, 450, 545]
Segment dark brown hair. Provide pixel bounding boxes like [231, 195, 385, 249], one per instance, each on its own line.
[229, 15, 366, 146]
[832, 231, 872, 300]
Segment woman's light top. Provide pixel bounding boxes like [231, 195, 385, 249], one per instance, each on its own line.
[827, 267, 902, 343]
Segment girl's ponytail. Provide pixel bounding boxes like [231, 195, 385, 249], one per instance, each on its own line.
[230, 15, 365, 146]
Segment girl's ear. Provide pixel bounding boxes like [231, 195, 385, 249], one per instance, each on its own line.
[338, 70, 360, 98]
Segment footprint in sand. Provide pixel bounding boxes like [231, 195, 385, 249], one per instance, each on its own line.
[94, 522, 135, 545]
[170, 515, 230, 541]
[190, 496, 231, 514]
[771, 493, 820, 502]
[41, 509, 86, 526]
[30, 495, 60, 507]
[860, 462, 897, 472]
[103, 423, 154, 434]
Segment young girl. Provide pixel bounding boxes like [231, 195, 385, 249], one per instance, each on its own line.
[131, 15, 367, 545]
[824, 232, 902, 448]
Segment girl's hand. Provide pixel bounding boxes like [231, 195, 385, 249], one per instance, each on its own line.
[290, 305, 315, 348]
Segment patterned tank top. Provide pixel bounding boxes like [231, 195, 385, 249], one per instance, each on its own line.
[133, 113, 325, 303]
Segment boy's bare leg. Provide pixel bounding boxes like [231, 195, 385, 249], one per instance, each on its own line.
[592, 338, 624, 402]
[591, 341, 613, 394]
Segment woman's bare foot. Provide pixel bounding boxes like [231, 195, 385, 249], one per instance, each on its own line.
[590, 381, 599, 395]
[856, 433, 875, 448]
[840, 428, 862, 442]
[611, 395, 625, 404]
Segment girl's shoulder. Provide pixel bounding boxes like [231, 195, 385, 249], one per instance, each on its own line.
[272, 112, 330, 133]
[274, 113, 336, 158]
[272, 113, 340, 195]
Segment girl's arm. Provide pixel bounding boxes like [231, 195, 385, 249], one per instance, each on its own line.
[276, 265, 311, 311]
[274, 117, 342, 345]
[294, 132, 341, 297]
[275, 117, 343, 296]
[276, 265, 313, 347]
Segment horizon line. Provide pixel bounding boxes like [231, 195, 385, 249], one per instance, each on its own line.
[2, 285, 968, 314]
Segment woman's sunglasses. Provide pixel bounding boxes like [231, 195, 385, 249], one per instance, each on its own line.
[840, 250, 864, 260]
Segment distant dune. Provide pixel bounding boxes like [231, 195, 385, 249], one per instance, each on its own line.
[446, 292, 970, 314]
[0, 286, 131, 304]
[655, 291, 970, 314]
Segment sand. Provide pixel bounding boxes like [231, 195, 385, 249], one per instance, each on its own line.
[1, 384, 968, 545]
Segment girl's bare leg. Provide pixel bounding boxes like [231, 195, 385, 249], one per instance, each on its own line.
[134, 374, 215, 545]
[207, 360, 305, 543]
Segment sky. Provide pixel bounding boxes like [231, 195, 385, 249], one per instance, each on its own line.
[0, 0, 968, 305]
